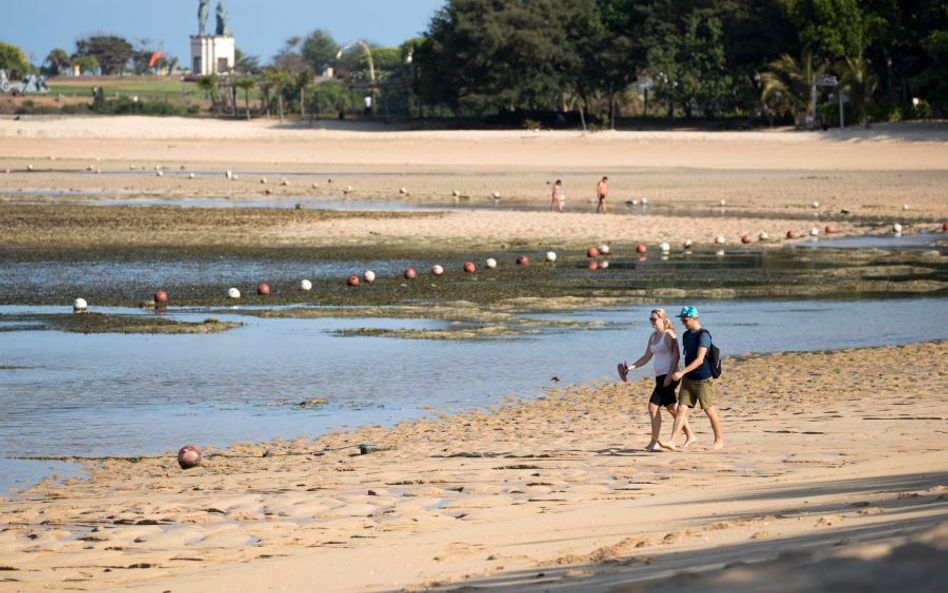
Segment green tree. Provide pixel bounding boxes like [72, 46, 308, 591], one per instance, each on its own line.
[234, 77, 256, 119]
[417, 0, 599, 116]
[44, 48, 71, 76]
[0, 41, 31, 78]
[760, 49, 827, 125]
[75, 35, 134, 75]
[234, 48, 261, 74]
[301, 29, 338, 74]
[196, 74, 220, 112]
[780, 0, 869, 59]
[71, 55, 99, 75]
[837, 55, 877, 124]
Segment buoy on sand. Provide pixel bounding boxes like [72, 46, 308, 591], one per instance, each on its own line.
[177, 445, 202, 469]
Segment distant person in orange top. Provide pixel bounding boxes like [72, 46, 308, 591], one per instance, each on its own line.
[596, 176, 608, 213]
[550, 179, 564, 212]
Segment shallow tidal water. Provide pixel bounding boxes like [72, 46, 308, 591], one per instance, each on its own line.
[2, 296, 948, 496]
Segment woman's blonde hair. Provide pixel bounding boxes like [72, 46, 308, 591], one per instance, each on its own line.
[651, 308, 677, 337]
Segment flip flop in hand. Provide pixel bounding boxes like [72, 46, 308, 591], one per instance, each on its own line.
[617, 362, 629, 382]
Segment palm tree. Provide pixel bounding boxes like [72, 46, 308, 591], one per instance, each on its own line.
[760, 49, 826, 127]
[234, 77, 255, 120]
[196, 74, 220, 113]
[837, 56, 878, 126]
[44, 48, 70, 75]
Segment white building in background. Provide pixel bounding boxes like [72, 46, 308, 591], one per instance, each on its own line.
[190, 34, 234, 75]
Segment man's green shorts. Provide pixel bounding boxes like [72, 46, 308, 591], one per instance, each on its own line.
[678, 377, 715, 409]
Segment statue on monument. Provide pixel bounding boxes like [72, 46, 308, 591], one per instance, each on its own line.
[198, 0, 209, 36]
[215, 2, 230, 36]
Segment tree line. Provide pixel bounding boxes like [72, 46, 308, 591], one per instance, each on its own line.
[2, 0, 945, 125]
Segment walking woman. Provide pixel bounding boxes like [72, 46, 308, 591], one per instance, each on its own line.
[618, 309, 696, 451]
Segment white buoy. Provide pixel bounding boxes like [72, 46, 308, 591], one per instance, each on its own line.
[188, 173, 195, 179]
[492, 191, 501, 199]
[27, 164, 34, 171]
[902, 204, 910, 211]
[640, 197, 648, 206]
[227, 287, 241, 299]
[715, 235, 726, 244]
[659, 242, 670, 253]
[86, 165, 94, 171]
[892, 223, 903, 234]
[600, 260, 609, 269]
[759, 232, 769, 241]
[300, 279, 312, 291]
[282, 179, 290, 186]
[683, 239, 693, 249]
[546, 251, 557, 262]
[155, 170, 163, 177]
[452, 189, 461, 197]
[399, 187, 408, 195]
[129, 165, 137, 170]
[485, 258, 497, 269]
[810, 227, 820, 236]
[631, 199, 639, 206]
[719, 199, 726, 207]
[812, 201, 820, 209]
[431, 265, 444, 276]
[73, 298, 88, 312]
[225, 170, 233, 179]
[363, 270, 376, 282]
[232, 174, 239, 181]
[260, 178, 267, 184]
[312, 182, 319, 189]
[715, 250, 726, 257]
[598, 244, 610, 255]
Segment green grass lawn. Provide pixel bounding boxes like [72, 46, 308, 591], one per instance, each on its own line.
[48, 76, 199, 98]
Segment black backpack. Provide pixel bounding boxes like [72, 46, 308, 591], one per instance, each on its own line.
[697, 329, 722, 378]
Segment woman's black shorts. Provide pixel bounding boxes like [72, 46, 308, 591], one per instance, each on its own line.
[649, 374, 680, 407]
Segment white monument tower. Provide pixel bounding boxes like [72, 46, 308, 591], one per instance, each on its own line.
[191, 0, 234, 75]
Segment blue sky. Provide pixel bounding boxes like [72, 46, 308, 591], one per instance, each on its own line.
[4, 0, 446, 66]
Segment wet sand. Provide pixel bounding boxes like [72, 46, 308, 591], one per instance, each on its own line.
[1, 341, 946, 593]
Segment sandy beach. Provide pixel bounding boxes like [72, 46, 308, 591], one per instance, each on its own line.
[1, 116, 947, 592]
[1, 341, 946, 593]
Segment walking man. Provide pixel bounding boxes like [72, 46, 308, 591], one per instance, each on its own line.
[660, 306, 724, 450]
[596, 176, 608, 214]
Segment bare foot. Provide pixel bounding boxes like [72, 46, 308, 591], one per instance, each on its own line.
[682, 436, 698, 448]
[644, 443, 659, 452]
[657, 440, 677, 452]
[710, 440, 724, 450]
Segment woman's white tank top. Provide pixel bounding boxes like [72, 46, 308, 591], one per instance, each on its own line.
[649, 330, 675, 376]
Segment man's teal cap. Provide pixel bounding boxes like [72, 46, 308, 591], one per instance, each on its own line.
[677, 306, 699, 318]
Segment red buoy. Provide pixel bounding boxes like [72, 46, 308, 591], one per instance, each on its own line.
[347, 275, 361, 286]
[257, 283, 270, 295]
[463, 261, 476, 273]
[516, 255, 529, 266]
[636, 244, 647, 254]
[154, 290, 168, 304]
[404, 267, 417, 279]
[177, 445, 202, 469]
[587, 247, 599, 258]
